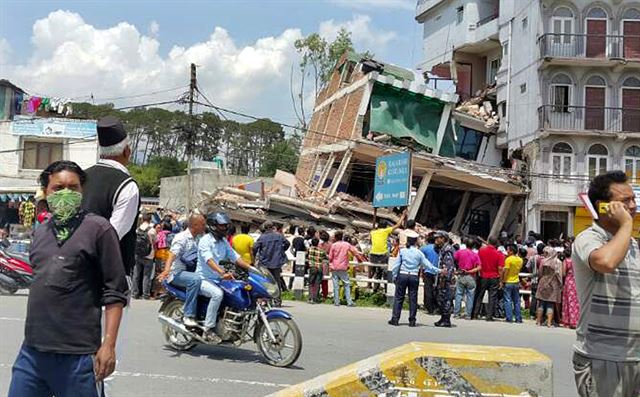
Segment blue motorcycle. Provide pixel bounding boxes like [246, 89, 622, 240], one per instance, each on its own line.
[158, 266, 302, 367]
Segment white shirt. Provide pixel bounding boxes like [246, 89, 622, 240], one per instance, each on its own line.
[98, 159, 140, 240]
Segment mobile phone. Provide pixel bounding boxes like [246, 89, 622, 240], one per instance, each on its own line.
[598, 202, 609, 215]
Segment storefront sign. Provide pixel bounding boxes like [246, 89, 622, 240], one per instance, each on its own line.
[373, 151, 412, 208]
[11, 116, 96, 139]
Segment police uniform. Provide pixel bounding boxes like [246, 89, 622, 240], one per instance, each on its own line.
[435, 241, 456, 327]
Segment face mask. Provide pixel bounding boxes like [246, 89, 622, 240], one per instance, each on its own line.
[47, 188, 83, 223]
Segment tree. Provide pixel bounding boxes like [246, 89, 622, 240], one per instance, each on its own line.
[291, 28, 360, 129]
[128, 156, 187, 197]
[259, 134, 301, 177]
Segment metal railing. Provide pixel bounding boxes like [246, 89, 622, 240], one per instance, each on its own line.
[476, 13, 499, 28]
[538, 105, 640, 133]
[539, 33, 640, 60]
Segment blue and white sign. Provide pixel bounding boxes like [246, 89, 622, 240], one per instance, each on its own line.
[11, 115, 96, 139]
[373, 151, 412, 208]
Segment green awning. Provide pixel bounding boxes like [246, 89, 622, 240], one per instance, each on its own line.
[368, 82, 446, 154]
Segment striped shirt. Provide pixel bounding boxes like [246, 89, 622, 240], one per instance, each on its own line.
[572, 222, 640, 361]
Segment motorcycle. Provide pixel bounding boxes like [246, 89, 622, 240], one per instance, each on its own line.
[158, 266, 303, 367]
[0, 240, 33, 295]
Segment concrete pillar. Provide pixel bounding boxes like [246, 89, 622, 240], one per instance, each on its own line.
[435, 104, 453, 155]
[451, 191, 472, 234]
[326, 150, 352, 198]
[489, 195, 514, 239]
[292, 251, 306, 301]
[408, 171, 433, 220]
[385, 256, 396, 305]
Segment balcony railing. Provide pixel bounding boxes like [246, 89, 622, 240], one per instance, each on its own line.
[539, 33, 640, 60]
[476, 13, 499, 28]
[538, 105, 640, 133]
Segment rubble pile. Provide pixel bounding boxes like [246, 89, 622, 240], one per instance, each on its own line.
[455, 85, 499, 129]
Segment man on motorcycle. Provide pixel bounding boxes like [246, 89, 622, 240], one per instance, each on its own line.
[197, 212, 252, 343]
[157, 214, 206, 327]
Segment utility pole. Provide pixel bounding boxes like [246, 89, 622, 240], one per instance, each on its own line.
[186, 63, 197, 211]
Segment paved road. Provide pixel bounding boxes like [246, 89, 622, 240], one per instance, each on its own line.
[1, 292, 577, 396]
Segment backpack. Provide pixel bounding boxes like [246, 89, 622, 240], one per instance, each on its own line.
[135, 226, 152, 258]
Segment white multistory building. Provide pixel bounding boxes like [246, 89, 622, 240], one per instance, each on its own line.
[416, 0, 640, 240]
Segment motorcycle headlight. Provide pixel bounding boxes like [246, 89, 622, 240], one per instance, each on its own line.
[263, 280, 280, 298]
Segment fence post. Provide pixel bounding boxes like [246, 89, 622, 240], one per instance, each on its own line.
[385, 256, 397, 305]
[292, 252, 306, 300]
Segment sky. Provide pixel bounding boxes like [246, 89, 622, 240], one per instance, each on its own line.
[0, 0, 423, 125]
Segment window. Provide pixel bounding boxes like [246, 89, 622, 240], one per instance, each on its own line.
[502, 41, 509, 56]
[587, 144, 608, 177]
[22, 141, 63, 170]
[552, 7, 574, 44]
[455, 127, 484, 161]
[520, 83, 527, 93]
[625, 145, 640, 183]
[522, 17, 528, 30]
[587, 7, 607, 19]
[340, 61, 356, 84]
[456, 7, 464, 24]
[551, 142, 573, 177]
[551, 73, 572, 112]
[488, 58, 501, 84]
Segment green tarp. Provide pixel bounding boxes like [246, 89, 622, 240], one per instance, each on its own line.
[368, 83, 452, 155]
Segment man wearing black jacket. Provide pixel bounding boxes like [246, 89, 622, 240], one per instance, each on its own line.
[9, 161, 128, 397]
[253, 221, 290, 306]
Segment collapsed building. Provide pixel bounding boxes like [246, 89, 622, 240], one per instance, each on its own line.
[198, 53, 527, 239]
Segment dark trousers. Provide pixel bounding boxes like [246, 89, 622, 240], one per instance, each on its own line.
[267, 267, 284, 306]
[132, 257, 154, 298]
[473, 277, 500, 320]
[9, 344, 100, 397]
[308, 267, 323, 302]
[422, 273, 438, 314]
[391, 274, 419, 323]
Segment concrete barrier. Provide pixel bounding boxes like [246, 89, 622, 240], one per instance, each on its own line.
[268, 342, 552, 397]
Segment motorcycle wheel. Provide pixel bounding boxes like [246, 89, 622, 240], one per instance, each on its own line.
[256, 318, 302, 367]
[161, 300, 196, 351]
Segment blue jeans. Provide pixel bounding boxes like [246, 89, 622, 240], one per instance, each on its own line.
[200, 279, 224, 330]
[391, 273, 419, 323]
[170, 270, 201, 318]
[454, 274, 476, 317]
[332, 270, 353, 305]
[504, 282, 522, 322]
[9, 344, 100, 397]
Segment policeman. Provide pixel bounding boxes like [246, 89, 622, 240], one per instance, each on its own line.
[434, 231, 456, 328]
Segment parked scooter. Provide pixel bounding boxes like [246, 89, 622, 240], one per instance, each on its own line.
[0, 240, 33, 294]
[158, 265, 302, 367]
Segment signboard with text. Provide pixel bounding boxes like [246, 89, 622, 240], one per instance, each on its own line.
[373, 152, 412, 208]
[11, 116, 96, 139]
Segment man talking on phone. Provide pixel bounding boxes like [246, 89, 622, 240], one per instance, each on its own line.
[572, 171, 639, 397]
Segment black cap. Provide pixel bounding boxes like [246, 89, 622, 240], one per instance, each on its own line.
[97, 116, 127, 147]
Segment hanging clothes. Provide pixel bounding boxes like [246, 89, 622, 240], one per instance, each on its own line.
[14, 92, 24, 114]
[39, 97, 50, 111]
[27, 97, 42, 113]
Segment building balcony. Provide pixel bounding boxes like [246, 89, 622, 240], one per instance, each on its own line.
[538, 105, 640, 136]
[416, 0, 446, 20]
[539, 33, 640, 67]
[535, 178, 588, 205]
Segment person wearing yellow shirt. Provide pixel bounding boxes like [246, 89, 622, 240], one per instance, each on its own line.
[368, 211, 407, 293]
[501, 244, 524, 323]
[232, 224, 254, 264]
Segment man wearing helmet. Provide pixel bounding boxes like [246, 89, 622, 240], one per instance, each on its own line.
[196, 212, 252, 343]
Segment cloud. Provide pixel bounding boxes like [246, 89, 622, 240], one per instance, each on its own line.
[0, 38, 11, 65]
[149, 20, 159, 37]
[319, 14, 397, 51]
[3, 10, 303, 114]
[2, 10, 397, 125]
[329, 0, 414, 11]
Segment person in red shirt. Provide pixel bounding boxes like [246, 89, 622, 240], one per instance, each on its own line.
[472, 236, 504, 321]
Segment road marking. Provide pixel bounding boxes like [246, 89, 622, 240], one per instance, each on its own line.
[0, 317, 24, 321]
[109, 371, 291, 388]
[0, 364, 290, 389]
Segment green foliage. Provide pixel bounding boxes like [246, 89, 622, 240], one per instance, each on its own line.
[127, 156, 187, 197]
[73, 102, 299, 188]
